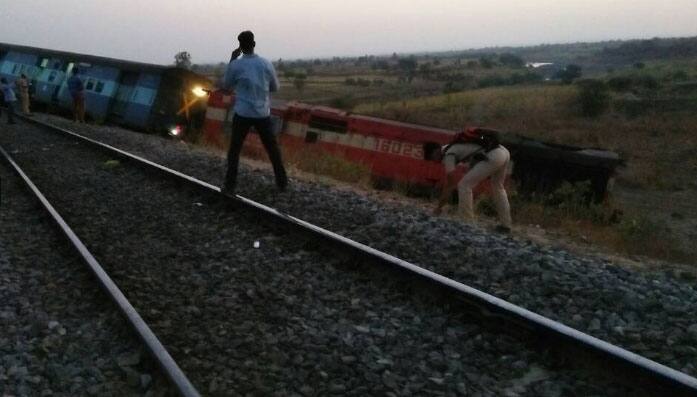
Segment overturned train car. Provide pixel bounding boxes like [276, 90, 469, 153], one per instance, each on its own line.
[0, 42, 211, 134]
[203, 90, 622, 200]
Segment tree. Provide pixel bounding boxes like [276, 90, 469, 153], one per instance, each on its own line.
[479, 56, 495, 69]
[499, 53, 525, 68]
[556, 64, 582, 84]
[174, 51, 192, 69]
[398, 57, 417, 72]
[398, 57, 418, 83]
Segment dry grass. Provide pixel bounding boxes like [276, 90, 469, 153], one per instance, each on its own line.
[283, 146, 372, 186]
[509, 198, 693, 264]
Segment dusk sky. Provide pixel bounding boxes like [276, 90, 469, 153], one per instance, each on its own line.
[1, 0, 696, 65]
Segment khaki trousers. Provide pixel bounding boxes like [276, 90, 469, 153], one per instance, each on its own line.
[20, 93, 30, 114]
[457, 146, 512, 228]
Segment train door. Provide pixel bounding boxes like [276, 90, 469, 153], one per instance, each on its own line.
[49, 61, 70, 103]
[111, 72, 139, 119]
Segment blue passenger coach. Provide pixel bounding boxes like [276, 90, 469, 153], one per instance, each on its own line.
[0, 42, 211, 134]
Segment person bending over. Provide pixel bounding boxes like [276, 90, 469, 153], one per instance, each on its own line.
[434, 127, 512, 232]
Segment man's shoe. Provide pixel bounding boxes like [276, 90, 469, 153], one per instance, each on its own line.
[494, 225, 511, 234]
[277, 178, 289, 192]
[220, 185, 236, 197]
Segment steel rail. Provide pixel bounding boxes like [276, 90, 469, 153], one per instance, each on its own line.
[0, 143, 201, 397]
[17, 116, 697, 396]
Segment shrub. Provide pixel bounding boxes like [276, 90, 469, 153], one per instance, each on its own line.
[671, 70, 688, 81]
[576, 79, 610, 117]
[543, 181, 617, 224]
[477, 74, 507, 88]
[617, 215, 654, 244]
[443, 81, 466, 94]
[607, 76, 634, 92]
[329, 95, 357, 111]
[479, 57, 495, 69]
[293, 74, 307, 91]
[499, 53, 525, 68]
[556, 64, 582, 84]
[636, 75, 660, 90]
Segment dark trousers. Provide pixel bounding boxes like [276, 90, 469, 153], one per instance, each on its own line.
[224, 114, 287, 190]
[5, 101, 15, 123]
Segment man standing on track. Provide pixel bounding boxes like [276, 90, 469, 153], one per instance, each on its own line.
[0, 77, 18, 125]
[220, 30, 288, 196]
[67, 67, 86, 123]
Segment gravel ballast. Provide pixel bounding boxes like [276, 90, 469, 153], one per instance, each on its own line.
[0, 120, 643, 395]
[27, 114, 697, 379]
[0, 155, 169, 396]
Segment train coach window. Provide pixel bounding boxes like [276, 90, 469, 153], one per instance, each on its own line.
[305, 130, 319, 143]
[40, 58, 49, 68]
[12, 64, 18, 75]
[48, 71, 57, 82]
[95, 81, 104, 93]
[423, 142, 442, 161]
[308, 115, 347, 134]
[86, 79, 95, 90]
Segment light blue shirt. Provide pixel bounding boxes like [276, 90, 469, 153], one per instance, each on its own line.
[0, 82, 17, 102]
[222, 53, 279, 118]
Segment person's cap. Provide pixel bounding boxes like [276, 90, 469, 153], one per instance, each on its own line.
[462, 127, 480, 139]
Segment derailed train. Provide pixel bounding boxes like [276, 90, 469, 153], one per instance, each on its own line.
[0, 42, 621, 199]
[203, 90, 623, 201]
[0, 42, 211, 133]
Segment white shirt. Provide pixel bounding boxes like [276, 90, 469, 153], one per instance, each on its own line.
[442, 143, 483, 172]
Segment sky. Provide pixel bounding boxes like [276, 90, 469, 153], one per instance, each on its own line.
[1, 0, 696, 65]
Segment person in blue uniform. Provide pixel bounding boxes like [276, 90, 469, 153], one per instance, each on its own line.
[0, 78, 17, 124]
[220, 30, 287, 195]
[67, 67, 86, 123]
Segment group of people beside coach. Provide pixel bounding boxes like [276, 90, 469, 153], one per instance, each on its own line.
[0, 67, 86, 124]
[0, 73, 32, 124]
[220, 30, 512, 232]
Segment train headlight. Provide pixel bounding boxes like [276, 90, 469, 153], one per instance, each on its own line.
[192, 86, 207, 98]
[169, 125, 183, 137]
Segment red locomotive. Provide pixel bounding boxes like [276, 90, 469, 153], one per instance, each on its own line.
[202, 90, 621, 201]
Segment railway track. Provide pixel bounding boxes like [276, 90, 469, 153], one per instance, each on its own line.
[0, 150, 173, 395]
[1, 117, 696, 396]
